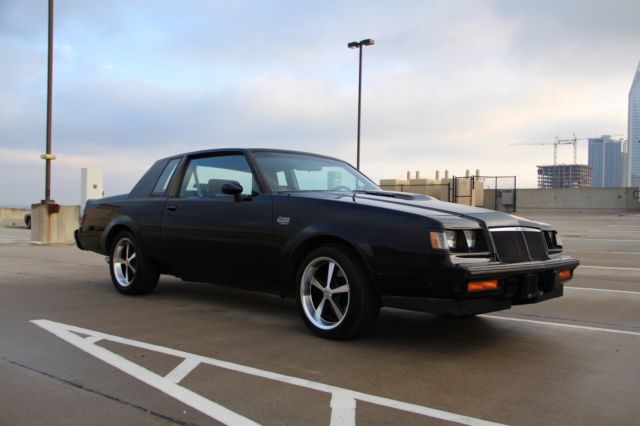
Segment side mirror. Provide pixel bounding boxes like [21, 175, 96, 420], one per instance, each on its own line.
[222, 181, 244, 201]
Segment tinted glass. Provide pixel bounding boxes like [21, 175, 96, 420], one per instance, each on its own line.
[179, 155, 259, 198]
[152, 158, 181, 195]
[253, 152, 379, 192]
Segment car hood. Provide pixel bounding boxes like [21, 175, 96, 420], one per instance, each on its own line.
[285, 191, 542, 229]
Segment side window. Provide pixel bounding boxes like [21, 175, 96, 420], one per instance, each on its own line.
[178, 154, 259, 198]
[152, 158, 181, 195]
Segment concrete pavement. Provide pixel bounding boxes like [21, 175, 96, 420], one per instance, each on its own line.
[0, 213, 638, 425]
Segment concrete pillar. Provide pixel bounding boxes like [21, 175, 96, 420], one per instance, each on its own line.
[30, 203, 80, 244]
[81, 168, 104, 210]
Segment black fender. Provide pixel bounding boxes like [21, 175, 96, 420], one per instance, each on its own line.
[277, 223, 376, 296]
[101, 216, 140, 253]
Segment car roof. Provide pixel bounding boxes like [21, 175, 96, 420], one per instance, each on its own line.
[159, 148, 348, 164]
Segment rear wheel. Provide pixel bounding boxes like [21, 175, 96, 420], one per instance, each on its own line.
[296, 245, 378, 340]
[109, 230, 159, 295]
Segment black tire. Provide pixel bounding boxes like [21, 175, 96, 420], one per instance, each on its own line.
[296, 244, 379, 340]
[109, 230, 159, 295]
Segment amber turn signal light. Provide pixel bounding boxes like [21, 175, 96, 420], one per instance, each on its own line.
[558, 269, 572, 280]
[467, 280, 499, 292]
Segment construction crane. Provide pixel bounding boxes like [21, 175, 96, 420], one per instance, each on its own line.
[512, 133, 624, 165]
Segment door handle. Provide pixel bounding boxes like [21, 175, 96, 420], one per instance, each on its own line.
[166, 205, 177, 211]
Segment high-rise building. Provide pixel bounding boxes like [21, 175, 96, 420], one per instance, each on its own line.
[537, 164, 592, 189]
[588, 135, 626, 187]
[628, 61, 640, 186]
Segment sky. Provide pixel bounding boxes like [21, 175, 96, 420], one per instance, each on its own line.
[1, 0, 639, 207]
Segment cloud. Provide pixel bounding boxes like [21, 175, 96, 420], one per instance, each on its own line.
[54, 43, 72, 55]
[1, 0, 638, 207]
[0, 146, 156, 207]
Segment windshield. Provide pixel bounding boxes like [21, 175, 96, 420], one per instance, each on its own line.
[252, 152, 380, 193]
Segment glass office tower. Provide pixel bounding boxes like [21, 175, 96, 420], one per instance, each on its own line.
[588, 136, 626, 187]
[628, 61, 640, 186]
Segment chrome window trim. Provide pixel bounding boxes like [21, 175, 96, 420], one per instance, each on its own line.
[489, 227, 541, 233]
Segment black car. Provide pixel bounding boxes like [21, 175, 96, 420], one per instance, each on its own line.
[75, 148, 579, 339]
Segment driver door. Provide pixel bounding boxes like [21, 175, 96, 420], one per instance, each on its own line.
[160, 152, 276, 289]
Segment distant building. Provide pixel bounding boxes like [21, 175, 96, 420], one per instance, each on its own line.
[628, 60, 640, 186]
[537, 164, 592, 189]
[588, 136, 627, 187]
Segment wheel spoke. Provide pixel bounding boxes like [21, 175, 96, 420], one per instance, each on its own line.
[301, 256, 351, 330]
[311, 277, 324, 291]
[326, 262, 335, 287]
[332, 284, 349, 294]
[328, 298, 344, 320]
[112, 238, 140, 288]
[314, 298, 327, 321]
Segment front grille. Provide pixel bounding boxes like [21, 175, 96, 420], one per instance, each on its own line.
[523, 231, 548, 260]
[490, 228, 549, 263]
[491, 231, 529, 262]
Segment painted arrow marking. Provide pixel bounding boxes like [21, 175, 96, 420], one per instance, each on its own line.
[32, 319, 504, 426]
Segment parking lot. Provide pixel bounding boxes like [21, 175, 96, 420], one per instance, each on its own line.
[0, 213, 638, 425]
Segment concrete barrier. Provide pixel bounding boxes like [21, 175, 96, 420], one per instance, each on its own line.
[500, 187, 640, 213]
[30, 204, 80, 244]
[0, 208, 30, 227]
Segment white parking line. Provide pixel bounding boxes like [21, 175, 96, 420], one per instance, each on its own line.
[565, 250, 640, 255]
[330, 392, 356, 426]
[32, 319, 504, 426]
[580, 265, 640, 271]
[33, 320, 259, 426]
[566, 287, 640, 295]
[165, 358, 200, 384]
[563, 237, 640, 242]
[481, 315, 640, 337]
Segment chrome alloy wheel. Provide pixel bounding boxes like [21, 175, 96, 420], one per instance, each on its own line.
[300, 257, 350, 330]
[112, 238, 137, 287]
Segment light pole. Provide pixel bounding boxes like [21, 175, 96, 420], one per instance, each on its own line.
[42, 0, 56, 204]
[348, 38, 374, 170]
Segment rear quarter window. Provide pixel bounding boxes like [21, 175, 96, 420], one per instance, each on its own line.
[152, 158, 181, 195]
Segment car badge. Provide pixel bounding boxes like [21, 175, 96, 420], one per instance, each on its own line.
[276, 216, 290, 225]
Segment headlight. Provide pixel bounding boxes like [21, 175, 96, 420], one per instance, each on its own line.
[543, 230, 563, 250]
[430, 229, 484, 252]
[463, 230, 476, 249]
[445, 230, 457, 249]
[554, 233, 563, 247]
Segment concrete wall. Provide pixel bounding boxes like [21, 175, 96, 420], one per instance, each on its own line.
[379, 177, 484, 206]
[0, 208, 30, 227]
[500, 187, 640, 213]
[30, 204, 80, 244]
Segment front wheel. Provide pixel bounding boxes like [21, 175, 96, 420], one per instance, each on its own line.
[109, 230, 159, 295]
[296, 245, 379, 340]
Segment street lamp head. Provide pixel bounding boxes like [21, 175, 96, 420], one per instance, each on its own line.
[347, 41, 360, 49]
[360, 39, 375, 46]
